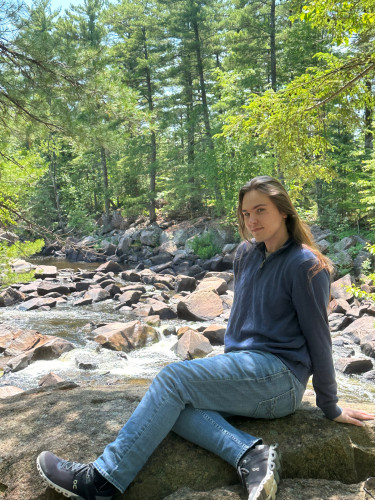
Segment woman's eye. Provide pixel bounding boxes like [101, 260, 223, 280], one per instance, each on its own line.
[256, 209, 264, 214]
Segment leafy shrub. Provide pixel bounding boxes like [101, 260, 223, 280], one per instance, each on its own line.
[189, 230, 222, 260]
[0, 239, 44, 289]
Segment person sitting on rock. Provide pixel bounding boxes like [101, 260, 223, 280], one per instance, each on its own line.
[36, 175, 374, 500]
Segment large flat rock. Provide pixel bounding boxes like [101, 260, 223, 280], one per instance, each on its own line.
[0, 383, 374, 500]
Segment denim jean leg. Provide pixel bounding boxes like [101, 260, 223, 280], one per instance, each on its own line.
[93, 350, 302, 492]
[172, 406, 261, 467]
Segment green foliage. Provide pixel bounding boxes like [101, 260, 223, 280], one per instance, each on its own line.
[188, 230, 222, 260]
[0, 239, 44, 289]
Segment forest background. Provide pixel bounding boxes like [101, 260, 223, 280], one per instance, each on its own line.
[1, 0, 375, 249]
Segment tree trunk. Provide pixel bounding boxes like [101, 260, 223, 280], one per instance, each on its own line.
[143, 27, 157, 223]
[270, 0, 276, 91]
[365, 80, 373, 150]
[191, 16, 223, 211]
[100, 146, 110, 220]
[49, 153, 64, 230]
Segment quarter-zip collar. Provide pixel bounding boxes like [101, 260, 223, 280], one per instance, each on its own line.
[254, 237, 295, 269]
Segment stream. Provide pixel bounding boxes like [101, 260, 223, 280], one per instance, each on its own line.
[1, 257, 374, 407]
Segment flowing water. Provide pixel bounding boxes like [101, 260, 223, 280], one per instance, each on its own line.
[0, 258, 374, 406]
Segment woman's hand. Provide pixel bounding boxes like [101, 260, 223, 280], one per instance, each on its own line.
[333, 408, 375, 426]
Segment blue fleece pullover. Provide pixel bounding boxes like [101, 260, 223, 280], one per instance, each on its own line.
[224, 238, 341, 420]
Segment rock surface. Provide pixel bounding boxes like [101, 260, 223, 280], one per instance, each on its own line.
[0, 384, 374, 500]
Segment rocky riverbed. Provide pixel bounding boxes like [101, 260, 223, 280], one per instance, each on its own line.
[1, 223, 375, 499]
[0, 258, 374, 406]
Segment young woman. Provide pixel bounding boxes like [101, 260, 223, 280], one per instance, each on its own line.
[37, 175, 374, 500]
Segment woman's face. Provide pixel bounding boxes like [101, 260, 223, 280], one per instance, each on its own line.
[241, 189, 289, 253]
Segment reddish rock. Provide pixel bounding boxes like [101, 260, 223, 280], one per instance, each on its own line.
[331, 274, 354, 302]
[335, 357, 373, 374]
[104, 283, 122, 296]
[93, 320, 158, 352]
[172, 330, 213, 360]
[175, 275, 196, 293]
[18, 297, 57, 311]
[146, 315, 161, 327]
[38, 372, 65, 387]
[328, 298, 351, 315]
[177, 290, 224, 321]
[84, 288, 111, 303]
[132, 304, 153, 317]
[37, 282, 71, 296]
[0, 287, 25, 307]
[119, 290, 142, 306]
[121, 270, 141, 282]
[202, 324, 226, 345]
[95, 261, 122, 274]
[34, 266, 58, 279]
[148, 299, 177, 320]
[73, 296, 93, 306]
[196, 277, 228, 295]
[18, 281, 41, 294]
[0, 386, 24, 399]
[4, 336, 74, 373]
[341, 316, 375, 341]
[361, 332, 375, 358]
[2, 328, 45, 357]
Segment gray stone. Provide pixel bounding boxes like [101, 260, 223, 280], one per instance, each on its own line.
[1, 385, 373, 500]
[331, 274, 353, 302]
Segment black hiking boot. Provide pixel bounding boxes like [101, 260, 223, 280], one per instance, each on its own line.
[237, 444, 280, 500]
[37, 451, 117, 500]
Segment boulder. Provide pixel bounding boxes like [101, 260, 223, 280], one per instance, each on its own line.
[93, 321, 158, 352]
[0, 287, 25, 307]
[18, 297, 57, 311]
[335, 357, 373, 375]
[331, 274, 354, 302]
[118, 290, 142, 306]
[177, 290, 224, 321]
[196, 277, 228, 295]
[38, 372, 65, 387]
[4, 336, 74, 373]
[34, 266, 58, 279]
[121, 270, 142, 282]
[37, 282, 71, 296]
[84, 288, 111, 303]
[73, 296, 93, 306]
[361, 332, 375, 358]
[148, 299, 177, 320]
[341, 316, 375, 342]
[0, 386, 24, 399]
[0, 384, 373, 500]
[202, 324, 226, 345]
[172, 330, 213, 360]
[95, 261, 122, 274]
[18, 281, 41, 294]
[333, 236, 356, 252]
[175, 275, 197, 293]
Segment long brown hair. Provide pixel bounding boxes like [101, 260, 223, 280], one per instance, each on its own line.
[237, 176, 333, 275]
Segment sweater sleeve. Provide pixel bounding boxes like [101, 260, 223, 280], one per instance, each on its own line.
[291, 262, 342, 420]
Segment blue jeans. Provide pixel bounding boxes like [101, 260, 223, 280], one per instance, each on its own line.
[93, 350, 305, 492]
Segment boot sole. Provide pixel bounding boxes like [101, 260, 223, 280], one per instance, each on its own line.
[36, 455, 82, 500]
[248, 444, 281, 500]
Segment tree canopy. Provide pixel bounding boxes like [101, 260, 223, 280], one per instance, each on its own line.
[0, 0, 374, 237]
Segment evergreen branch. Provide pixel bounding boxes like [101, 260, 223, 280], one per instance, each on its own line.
[0, 90, 61, 129]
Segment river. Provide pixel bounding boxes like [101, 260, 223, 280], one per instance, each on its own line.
[0, 257, 374, 407]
